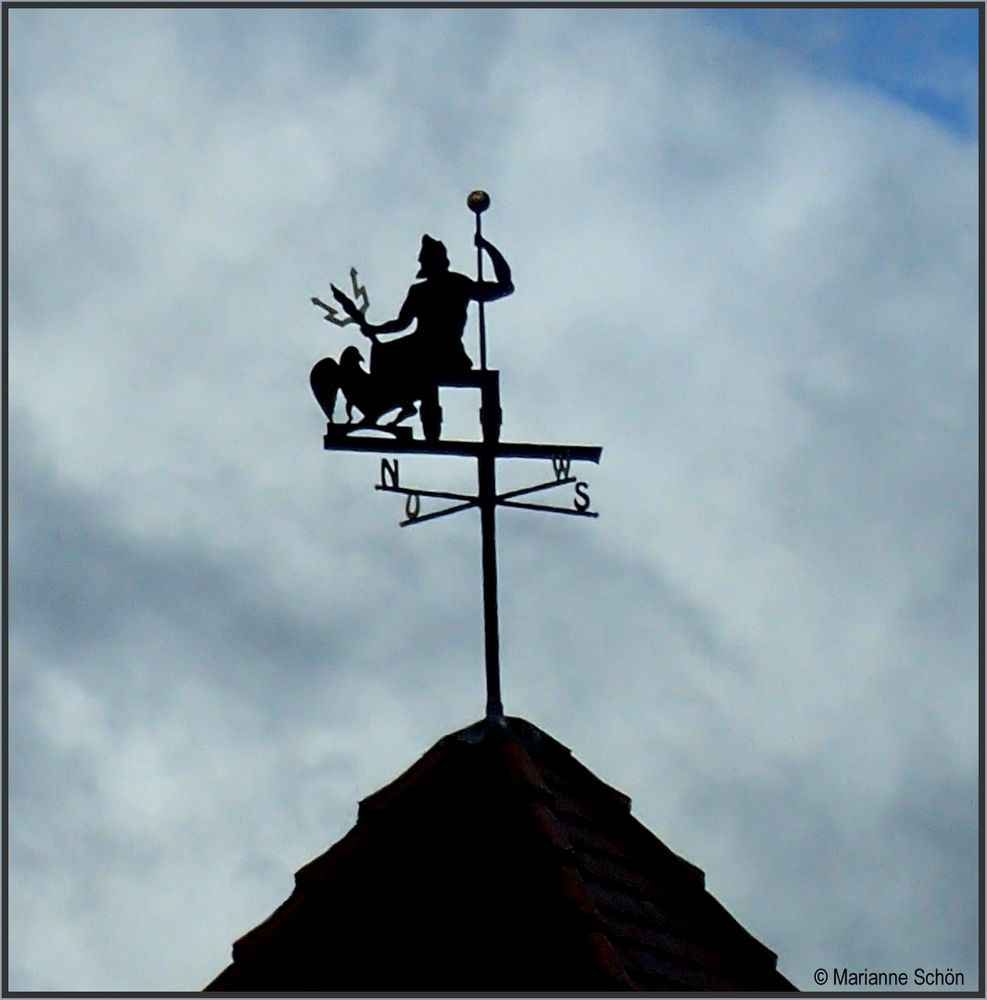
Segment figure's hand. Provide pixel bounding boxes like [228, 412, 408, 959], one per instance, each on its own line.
[331, 282, 366, 327]
[474, 233, 489, 250]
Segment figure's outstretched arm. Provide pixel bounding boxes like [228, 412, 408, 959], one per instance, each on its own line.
[358, 291, 416, 338]
[472, 236, 514, 302]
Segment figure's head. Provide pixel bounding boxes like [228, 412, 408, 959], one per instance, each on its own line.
[340, 345, 364, 369]
[417, 235, 449, 278]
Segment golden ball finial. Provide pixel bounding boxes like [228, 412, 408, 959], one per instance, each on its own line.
[467, 190, 491, 214]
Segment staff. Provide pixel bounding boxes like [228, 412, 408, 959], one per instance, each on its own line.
[467, 190, 491, 370]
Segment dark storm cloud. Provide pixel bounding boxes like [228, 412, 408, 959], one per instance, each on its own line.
[9, 411, 350, 688]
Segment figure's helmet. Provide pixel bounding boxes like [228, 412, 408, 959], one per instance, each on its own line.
[417, 235, 449, 277]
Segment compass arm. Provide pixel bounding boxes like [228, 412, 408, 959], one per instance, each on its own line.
[377, 484, 475, 504]
[400, 499, 478, 527]
[497, 476, 576, 503]
[499, 499, 599, 518]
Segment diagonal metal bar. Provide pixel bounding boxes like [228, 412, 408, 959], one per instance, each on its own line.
[399, 499, 478, 527]
[377, 484, 476, 503]
[498, 499, 599, 518]
[497, 476, 576, 503]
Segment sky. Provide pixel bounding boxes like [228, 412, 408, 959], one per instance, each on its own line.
[6, 5, 981, 993]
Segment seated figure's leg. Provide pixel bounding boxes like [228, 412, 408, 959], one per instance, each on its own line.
[385, 403, 418, 426]
[420, 384, 442, 442]
[368, 336, 425, 429]
[310, 358, 340, 422]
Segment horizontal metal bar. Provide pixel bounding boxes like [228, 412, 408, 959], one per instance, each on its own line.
[324, 434, 602, 463]
[497, 476, 575, 502]
[399, 500, 478, 527]
[498, 499, 599, 518]
[376, 484, 476, 503]
[434, 371, 500, 390]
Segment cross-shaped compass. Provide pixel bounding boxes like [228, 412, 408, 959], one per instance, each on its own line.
[315, 193, 602, 719]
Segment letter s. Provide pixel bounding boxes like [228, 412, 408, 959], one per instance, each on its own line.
[574, 481, 590, 512]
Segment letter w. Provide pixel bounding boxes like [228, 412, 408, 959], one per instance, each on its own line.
[552, 454, 571, 481]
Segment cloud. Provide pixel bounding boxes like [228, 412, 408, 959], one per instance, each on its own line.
[7, 7, 978, 991]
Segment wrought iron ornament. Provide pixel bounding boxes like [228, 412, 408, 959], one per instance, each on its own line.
[311, 192, 602, 718]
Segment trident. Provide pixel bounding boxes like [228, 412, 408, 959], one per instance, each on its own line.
[311, 267, 369, 328]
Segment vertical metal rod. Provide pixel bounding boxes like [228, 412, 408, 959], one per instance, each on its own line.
[478, 448, 501, 718]
[475, 210, 487, 371]
[479, 375, 502, 718]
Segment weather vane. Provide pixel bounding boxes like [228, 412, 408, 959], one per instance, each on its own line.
[310, 191, 602, 719]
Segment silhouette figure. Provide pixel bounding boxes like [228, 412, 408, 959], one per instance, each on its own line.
[359, 233, 513, 371]
[354, 233, 513, 439]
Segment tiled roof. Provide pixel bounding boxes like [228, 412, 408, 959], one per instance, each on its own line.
[206, 716, 797, 992]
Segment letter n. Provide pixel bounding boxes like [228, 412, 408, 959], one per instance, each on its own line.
[380, 458, 399, 489]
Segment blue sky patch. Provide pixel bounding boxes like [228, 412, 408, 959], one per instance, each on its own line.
[701, 6, 981, 137]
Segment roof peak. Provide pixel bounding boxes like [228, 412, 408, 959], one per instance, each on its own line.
[206, 714, 797, 991]
[439, 712, 569, 749]
[358, 714, 632, 824]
